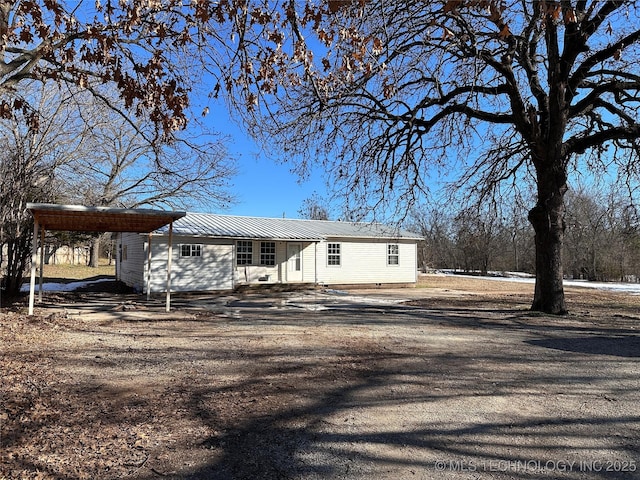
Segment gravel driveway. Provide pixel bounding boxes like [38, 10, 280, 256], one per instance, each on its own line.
[2, 276, 639, 479]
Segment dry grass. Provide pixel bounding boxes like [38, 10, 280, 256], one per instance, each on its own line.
[416, 273, 535, 293]
[40, 260, 115, 282]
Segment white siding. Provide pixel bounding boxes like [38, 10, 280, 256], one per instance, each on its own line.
[119, 233, 417, 293]
[301, 242, 316, 283]
[146, 236, 234, 292]
[233, 240, 281, 284]
[117, 232, 146, 292]
[277, 241, 287, 282]
[316, 238, 417, 285]
[233, 240, 316, 285]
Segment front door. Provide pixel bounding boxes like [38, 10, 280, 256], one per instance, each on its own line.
[287, 243, 303, 282]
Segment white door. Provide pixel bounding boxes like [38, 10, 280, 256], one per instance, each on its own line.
[287, 243, 303, 282]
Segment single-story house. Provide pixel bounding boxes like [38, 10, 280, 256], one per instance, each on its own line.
[116, 212, 422, 292]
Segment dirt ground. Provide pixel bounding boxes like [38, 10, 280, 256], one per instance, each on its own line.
[1, 274, 639, 479]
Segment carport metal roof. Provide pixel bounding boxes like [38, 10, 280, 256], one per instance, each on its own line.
[27, 203, 186, 233]
[26, 203, 186, 315]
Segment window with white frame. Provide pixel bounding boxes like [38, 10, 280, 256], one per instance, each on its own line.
[180, 244, 202, 257]
[260, 241, 276, 266]
[237, 240, 253, 265]
[327, 243, 341, 266]
[387, 244, 399, 265]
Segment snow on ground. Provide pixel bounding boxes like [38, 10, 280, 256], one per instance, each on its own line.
[20, 278, 113, 293]
[437, 271, 640, 295]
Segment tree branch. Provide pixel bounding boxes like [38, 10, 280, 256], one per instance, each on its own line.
[565, 124, 640, 156]
[570, 27, 640, 94]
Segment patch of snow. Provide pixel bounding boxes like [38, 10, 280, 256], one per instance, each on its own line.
[563, 279, 640, 294]
[438, 271, 640, 295]
[323, 289, 350, 296]
[20, 278, 113, 293]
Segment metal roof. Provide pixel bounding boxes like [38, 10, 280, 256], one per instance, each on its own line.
[27, 203, 186, 233]
[155, 212, 422, 241]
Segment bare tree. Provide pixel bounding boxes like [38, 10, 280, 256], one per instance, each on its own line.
[0, 1, 234, 291]
[0, 85, 76, 295]
[215, 1, 640, 314]
[298, 193, 331, 220]
[564, 188, 608, 280]
[59, 92, 235, 267]
[616, 201, 640, 281]
[453, 207, 503, 275]
[59, 90, 235, 208]
[408, 205, 456, 272]
[564, 185, 640, 281]
[1, 82, 235, 287]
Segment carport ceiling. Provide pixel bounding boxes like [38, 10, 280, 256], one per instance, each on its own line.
[27, 203, 186, 233]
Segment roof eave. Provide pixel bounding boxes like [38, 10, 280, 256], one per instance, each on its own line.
[27, 203, 186, 233]
[153, 232, 324, 242]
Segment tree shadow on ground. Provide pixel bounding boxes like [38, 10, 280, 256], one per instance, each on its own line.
[527, 336, 640, 357]
[167, 347, 639, 480]
[127, 303, 639, 479]
[5, 290, 640, 480]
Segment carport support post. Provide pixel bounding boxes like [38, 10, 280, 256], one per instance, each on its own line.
[28, 220, 39, 315]
[146, 233, 152, 302]
[166, 221, 173, 312]
[38, 227, 45, 302]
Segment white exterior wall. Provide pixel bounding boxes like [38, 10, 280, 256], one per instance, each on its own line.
[233, 240, 316, 285]
[117, 232, 146, 292]
[301, 243, 316, 283]
[147, 236, 234, 292]
[118, 233, 418, 292]
[315, 238, 417, 285]
[233, 240, 281, 284]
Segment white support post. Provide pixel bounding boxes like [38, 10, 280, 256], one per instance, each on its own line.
[28, 220, 39, 315]
[166, 221, 173, 312]
[146, 233, 152, 302]
[38, 227, 45, 302]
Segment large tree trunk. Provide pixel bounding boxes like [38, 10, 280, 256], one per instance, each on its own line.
[528, 166, 568, 314]
[4, 234, 31, 297]
[89, 236, 100, 268]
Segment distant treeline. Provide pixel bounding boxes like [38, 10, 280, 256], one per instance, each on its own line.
[410, 188, 640, 283]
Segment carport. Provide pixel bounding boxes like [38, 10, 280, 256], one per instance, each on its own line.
[26, 203, 186, 315]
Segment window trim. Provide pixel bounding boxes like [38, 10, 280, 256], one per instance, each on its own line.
[327, 242, 341, 266]
[180, 243, 203, 258]
[260, 241, 276, 266]
[236, 240, 253, 265]
[387, 243, 399, 266]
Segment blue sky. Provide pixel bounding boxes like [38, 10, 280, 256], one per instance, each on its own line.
[204, 105, 328, 219]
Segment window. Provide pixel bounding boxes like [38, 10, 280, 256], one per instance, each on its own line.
[121, 244, 128, 262]
[180, 244, 202, 257]
[237, 240, 253, 265]
[327, 243, 341, 266]
[260, 241, 276, 266]
[387, 244, 399, 265]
